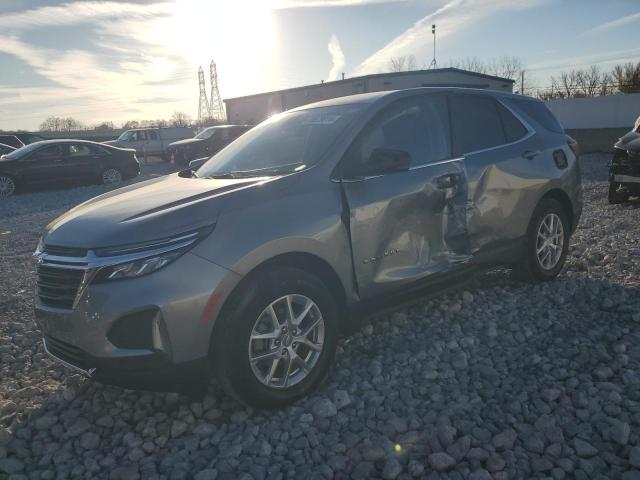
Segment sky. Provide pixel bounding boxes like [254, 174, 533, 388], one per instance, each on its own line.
[0, 0, 639, 130]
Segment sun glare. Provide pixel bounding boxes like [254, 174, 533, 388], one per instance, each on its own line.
[153, 0, 277, 95]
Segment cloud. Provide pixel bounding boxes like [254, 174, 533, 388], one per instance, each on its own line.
[352, 0, 544, 75]
[592, 11, 640, 32]
[276, 0, 408, 7]
[327, 34, 346, 81]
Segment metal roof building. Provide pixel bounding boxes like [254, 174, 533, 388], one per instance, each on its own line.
[224, 68, 515, 125]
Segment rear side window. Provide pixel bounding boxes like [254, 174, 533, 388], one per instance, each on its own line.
[507, 98, 564, 133]
[496, 102, 528, 143]
[449, 94, 506, 156]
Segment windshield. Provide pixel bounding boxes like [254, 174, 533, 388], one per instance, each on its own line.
[3, 142, 43, 160]
[197, 104, 364, 178]
[195, 127, 217, 140]
[118, 130, 136, 141]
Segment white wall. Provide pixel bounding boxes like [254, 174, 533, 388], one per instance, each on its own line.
[546, 93, 640, 129]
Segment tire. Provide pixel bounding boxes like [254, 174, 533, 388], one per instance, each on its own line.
[512, 198, 570, 283]
[211, 266, 339, 409]
[608, 182, 628, 204]
[0, 175, 16, 197]
[101, 168, 123, 185]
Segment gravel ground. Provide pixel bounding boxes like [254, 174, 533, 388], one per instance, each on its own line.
[2, 153, 640, 480]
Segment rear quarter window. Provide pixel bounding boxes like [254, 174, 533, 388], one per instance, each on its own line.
[507, 98, 564, 134]
[496, 102, 528, 143]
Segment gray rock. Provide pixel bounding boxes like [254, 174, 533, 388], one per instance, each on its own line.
[194, 469, 218, 480]
[574, 438, 598, 458]
[407, 460, 424, 477]
[427, 452, 456, 472]
[381, 458, 402, 479]
[0, 458, 25, 474]
[469, 469, 492, 480]
[66, 417, 90, 437]
[170, 420, 188, 438]
[630, 447, 640, 468]
[312, 398, 337, 418]
[447, 436, 471, 461]
[80, 431, 100, 450]
[610, 421, 630, 445]
[492, 429, 517, 451]
[333, 390, 351, 409]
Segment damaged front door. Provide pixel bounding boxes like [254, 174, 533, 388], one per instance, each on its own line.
[339, 94, 470, 299]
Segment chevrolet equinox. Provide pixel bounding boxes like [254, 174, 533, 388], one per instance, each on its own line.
[34, 88, 582, 408]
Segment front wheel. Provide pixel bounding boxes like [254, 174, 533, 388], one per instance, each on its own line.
[0, 175, 16, 197]
[512, 198, 570, 283]
[211, 266, 339, 409]
[608, 182, 628, 204]
[101, 168, 123, 185]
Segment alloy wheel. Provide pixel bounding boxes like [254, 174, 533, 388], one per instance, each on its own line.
[102, 168, 122, 185]
[536, 213, 564, 270]
[248, 294, 325, 389]
[0, 176, 15, 197]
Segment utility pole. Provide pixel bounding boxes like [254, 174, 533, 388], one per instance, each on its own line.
[520, 70, 525, 95]
[429, 24, 437, 69]
[342, 72, 345, 80]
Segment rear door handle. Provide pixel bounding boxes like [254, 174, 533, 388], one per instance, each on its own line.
[435, 173, 461, 189]
[522, 150, 540, 160]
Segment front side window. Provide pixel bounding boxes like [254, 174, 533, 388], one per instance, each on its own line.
[148, 131, 158, 140]
[118, 131, 136, 142]
[136, 131, 148, 141]
[33, 145, 63, 159]
[68, 144, 91, 156]
[195, 128, 216, 140]
[343, 95, 451, 175]
[449, 94, 506, 156]
[197, 104, 364, 178]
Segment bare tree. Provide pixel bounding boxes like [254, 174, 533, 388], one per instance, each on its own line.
[487, 56, 522, 80]
[389, 55, 417, 72]
[449, 57, 487, 74]
[171, 111, 192, 127]
[612, 61, 640, 93]
[39, 116, 83, 132]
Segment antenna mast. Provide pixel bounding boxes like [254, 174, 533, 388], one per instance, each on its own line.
[429, 24, 437, 68]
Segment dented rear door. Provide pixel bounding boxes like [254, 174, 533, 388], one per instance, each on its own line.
[340, 94, 471, 299]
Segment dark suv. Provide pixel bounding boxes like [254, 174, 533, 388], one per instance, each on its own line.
[167, 125, 251, 164]
[34, 88, 581, 408]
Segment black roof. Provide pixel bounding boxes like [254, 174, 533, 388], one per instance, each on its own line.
[224, 67, 515, 103]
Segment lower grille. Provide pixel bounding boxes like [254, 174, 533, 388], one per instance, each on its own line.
[44, 336, 90, 370]
[37, 265, 84, 309]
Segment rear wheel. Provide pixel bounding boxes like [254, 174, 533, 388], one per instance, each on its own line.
[101, 168, 122, 185]
[0, 175, 16, 197]
[212, 266, 339, 409]
[512, 198, 570, 283]
[608, 182, 628, 204]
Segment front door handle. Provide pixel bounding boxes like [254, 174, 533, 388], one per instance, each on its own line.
[435, 173, 461, 189]
[522, 150, 540, 160]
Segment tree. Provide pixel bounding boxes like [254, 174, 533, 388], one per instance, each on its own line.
[121, 120, 139, 129]
[93, 121, 114, 131]
[39, 116, 83, 132]
[171, 111, 192, 127]
[612, 61, 640, 93]
[449, 57, 487, 74]
[389, 55, 417, 72]
[486, 56, 523, 80]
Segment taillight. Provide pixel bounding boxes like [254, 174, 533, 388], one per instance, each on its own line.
[567, 136, 579, 158]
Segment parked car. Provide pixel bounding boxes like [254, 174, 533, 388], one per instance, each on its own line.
[0, 135, 25, 149]
[4, 132, 47, 145]
[608, 115, 640, 204]
[167, 125, 252, 165]
[34, 88, 582, 408]
[0, 142, 16, 156]
[0, 140, 139, 197]
[104, 127, 193, 159]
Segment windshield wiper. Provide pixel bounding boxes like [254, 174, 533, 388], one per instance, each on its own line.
[207, 163, 305, 179]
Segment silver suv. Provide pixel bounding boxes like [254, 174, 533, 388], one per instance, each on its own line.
[34, 88, 582, 408]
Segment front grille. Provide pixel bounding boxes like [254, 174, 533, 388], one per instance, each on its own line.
[43, 244, 87, 257]
[37, 265, 84, 309]
[44, 336, 90, 370]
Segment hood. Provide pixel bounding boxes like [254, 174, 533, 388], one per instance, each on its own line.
[615, 130, 640, 154]
[168, 138, 205, 148]
[43, 173, 280, 249]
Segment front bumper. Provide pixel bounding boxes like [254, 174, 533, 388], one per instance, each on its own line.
[35, 252, 239, 390]
[609, 149, 640, 193]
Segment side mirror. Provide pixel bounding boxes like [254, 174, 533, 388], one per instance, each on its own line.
[355, 148, 411, 177]
[189, 157, 208, 170]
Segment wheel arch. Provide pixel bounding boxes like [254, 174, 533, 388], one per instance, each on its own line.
[211, 252, 351, 349]
[538, 188, 575, 231]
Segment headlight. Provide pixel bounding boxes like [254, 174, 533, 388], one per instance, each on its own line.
[93, 226, 213, 282]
